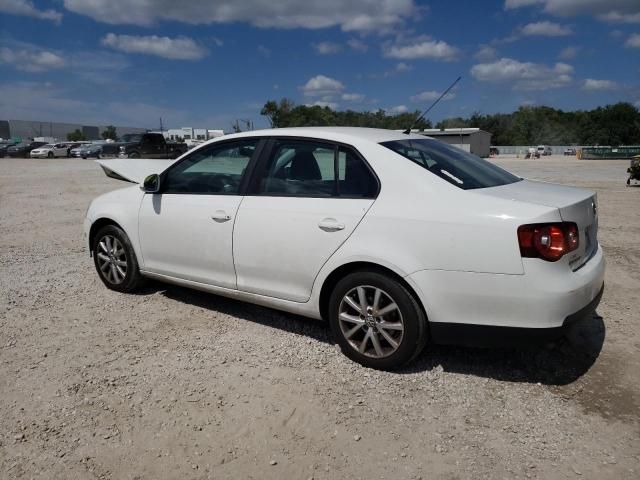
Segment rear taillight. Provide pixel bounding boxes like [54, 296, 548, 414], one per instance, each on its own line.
[517, 222, 579, 262]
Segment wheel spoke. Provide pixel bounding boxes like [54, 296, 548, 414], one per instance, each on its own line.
[100, 260, 110, 272]
[378, 321, 404, 331]
[370, 331, 384, 356]
[344, 323, 363, 339]
[343, 295, 362, 314]
[111, 264, 119, 282]
[115, 259, 127, 267]
[104, 236, 112, 253]
[115, 265, 126, 278]
[377, 302, 398, 316]
[378, 328, 399, 349]
[98, 241, 108, 253]
[373, 288, 382, 311]
[358, 329, 372, 354]
[357, 287, 368, 312]
[97, 252, 110, 262]
[339, 312, 364, 325]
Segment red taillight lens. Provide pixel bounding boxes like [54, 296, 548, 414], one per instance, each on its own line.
[517, 222, 579, 262]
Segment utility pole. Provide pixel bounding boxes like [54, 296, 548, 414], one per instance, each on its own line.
[159, 117, 164, 133]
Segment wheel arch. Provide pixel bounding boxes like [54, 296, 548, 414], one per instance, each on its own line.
[88, 217, 125, 255]
[318, 261, 428, 323]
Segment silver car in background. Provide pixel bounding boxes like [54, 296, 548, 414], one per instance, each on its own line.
[71, 142, 104, 159]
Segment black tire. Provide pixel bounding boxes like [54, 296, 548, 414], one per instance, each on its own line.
[92, 224, 145, 292]
[328, 271, 428, 370]
[47, 151, 54, 158]
[128, 151, 140, 158]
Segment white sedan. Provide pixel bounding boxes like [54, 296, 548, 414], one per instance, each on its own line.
[30, 143, 69, 158]
[84, 127, 604, 369]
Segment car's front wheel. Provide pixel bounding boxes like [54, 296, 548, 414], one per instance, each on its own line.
[92, 225, 145, 292]
[329, 271, 428, 370]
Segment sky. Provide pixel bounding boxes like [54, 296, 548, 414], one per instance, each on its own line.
[0, 0, 639, 131]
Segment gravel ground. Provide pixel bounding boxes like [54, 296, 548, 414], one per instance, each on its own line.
[1, 155, 639, 479]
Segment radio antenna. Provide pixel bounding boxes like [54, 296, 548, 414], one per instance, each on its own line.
[403, 76, 461, 134]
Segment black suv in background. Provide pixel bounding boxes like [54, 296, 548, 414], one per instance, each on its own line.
[101, 133, 188, 159]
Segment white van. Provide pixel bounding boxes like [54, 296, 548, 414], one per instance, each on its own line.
[537, 145, 552, 156]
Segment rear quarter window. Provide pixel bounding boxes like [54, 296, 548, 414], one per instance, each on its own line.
[381, 138, 521, 190]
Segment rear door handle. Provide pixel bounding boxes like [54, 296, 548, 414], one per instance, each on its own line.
[318, 218, 345, 232]
[211, 210, 231, 222]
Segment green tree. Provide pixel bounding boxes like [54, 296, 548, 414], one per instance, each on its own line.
[101, 125, 117, 141]
[67, 129, 86, 141]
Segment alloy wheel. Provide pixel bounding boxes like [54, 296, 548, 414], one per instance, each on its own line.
[96, 235, 128, 284]
[338, 285, 405, 358]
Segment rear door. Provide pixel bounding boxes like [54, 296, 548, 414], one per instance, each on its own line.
[233, 138, 379, 302]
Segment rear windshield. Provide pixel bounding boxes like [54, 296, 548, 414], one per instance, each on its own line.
[380, 138, 521, 190]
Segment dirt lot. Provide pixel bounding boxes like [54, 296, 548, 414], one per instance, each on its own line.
[1, 155, 639, 479]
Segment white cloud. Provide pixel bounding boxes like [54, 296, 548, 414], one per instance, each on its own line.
[300, 75, 345, 97]
[313, 41, 342, 55]
[0, 46, 65, 72]
[347, 38, 368, 52]
[410, 91, 456, 102]
[583, 79, 619, 90]
[384, 40, 459, 61]
[63, 0, 418, 32]
[388, 105, 408, 114]
[0, 0, 62, 23]
[626, 33, 640, 47]
[504, 0, 640, 24]
[257, 45, 271, 57]
[341, 93, 365, 102]
[474, 45, 498, 62]
[306, 101, 339, 109]
[395, 62, 412, 72]
[471, 57, 574, 90]
[521, 21, 572, 36]
[504, 0, 543, 8]
[101, 33, 207, 60]
[558, 46, 578, 59]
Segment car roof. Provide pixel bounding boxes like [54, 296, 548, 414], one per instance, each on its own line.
[213, 127, 429, 145]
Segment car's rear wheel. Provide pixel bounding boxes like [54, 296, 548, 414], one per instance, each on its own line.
[92, 225, 145, 292]
[329, 271, 428, 370]
[128, 152, 140, 158]
[47, 152, 53, 158]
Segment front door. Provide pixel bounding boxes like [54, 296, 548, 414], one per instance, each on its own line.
[233, 139, 379, 302]
[138, 138, 260, 288]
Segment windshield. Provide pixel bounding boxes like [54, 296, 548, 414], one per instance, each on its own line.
[380, 138, 521, 190]
[121, 134, 142, 143]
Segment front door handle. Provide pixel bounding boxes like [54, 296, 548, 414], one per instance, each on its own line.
[211, 210, 231, 222]
[318, 218, 345, 232]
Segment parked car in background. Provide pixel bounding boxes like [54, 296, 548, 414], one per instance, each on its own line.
[62, 141, 90, 156]
[0, 140, 20, 157]
[101, 133, 188, 159]
[525, 147, 540, 159]
[564, 148, 577, 156]
[71, 143, 104, 159]
[6, 141, 47, 158]
[30, 143, 69, 158]
[537, 145, 553, 156]
[85, 127, 604, 370]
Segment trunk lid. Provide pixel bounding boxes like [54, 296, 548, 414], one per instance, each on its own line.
[478, 179, 598, 270]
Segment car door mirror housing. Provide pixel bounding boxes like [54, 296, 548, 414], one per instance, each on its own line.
[142, 173, 160, 193]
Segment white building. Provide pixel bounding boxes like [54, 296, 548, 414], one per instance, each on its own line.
[404, 128, 492, 157]
[165, 127, 225, 142]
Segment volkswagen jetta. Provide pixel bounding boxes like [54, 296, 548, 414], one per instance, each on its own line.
[84, 127, 604, 369]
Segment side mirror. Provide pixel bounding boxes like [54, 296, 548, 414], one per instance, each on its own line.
[141, 173, 160, 193]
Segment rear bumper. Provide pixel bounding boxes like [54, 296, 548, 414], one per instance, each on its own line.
[429, 283, 603, 347]
[406, 244, 605, 334]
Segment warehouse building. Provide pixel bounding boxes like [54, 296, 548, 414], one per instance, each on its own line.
[404, 128, 492, 157]
[0, 119, 147, 142]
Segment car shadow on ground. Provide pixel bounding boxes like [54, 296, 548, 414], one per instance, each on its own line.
[147, 283, 604, 387]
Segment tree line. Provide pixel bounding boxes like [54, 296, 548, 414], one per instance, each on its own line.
[261, 100, 640, 146]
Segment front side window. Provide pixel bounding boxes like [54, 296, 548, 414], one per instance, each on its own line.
[163, 139, 258, 194]
[381, 138, 521, 190]
[257, 140, 377, 198]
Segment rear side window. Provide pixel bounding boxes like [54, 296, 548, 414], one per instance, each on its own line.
[256, 140, 377, 198]
[381, 138, 521, 190]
